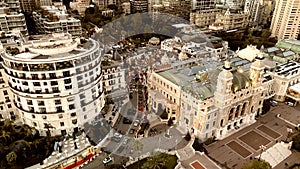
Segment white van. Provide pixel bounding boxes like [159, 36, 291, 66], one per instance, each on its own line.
[285, 102, 294, 106]
[270, 100, 278, 106]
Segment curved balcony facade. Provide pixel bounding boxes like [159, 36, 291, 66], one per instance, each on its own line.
[1, 38, 105, 136]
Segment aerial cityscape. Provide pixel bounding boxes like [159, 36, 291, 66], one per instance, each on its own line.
[0, 0, 299, 169]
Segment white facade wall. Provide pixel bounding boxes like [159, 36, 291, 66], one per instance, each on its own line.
[1, 38, 105, 136]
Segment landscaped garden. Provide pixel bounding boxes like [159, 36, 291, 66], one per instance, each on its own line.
[127, 153, 178, 169]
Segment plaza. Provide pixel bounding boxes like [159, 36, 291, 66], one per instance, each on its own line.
[205, 102, 300, 169]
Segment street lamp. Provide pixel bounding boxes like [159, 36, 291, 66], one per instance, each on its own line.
[258, 145, 266, 161]
[286, 128, 293, 142]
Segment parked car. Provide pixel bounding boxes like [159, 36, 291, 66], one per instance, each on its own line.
[285, 102, 295, 106]
[270, 100, 278, 106]
[103, 156, 112, 164]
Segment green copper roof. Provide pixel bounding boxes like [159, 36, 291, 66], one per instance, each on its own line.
[276, 40, 300, 53]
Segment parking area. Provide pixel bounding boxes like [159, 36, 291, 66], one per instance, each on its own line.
[206, 103, 300, 169]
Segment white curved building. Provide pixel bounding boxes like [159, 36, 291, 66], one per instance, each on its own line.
[1, 33, 105, 136]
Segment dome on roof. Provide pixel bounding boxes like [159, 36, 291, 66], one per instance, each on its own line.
[232, 70, 250, 92]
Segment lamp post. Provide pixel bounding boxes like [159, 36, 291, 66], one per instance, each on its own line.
[286, 128, 293, 142]
[258, 145, 266, 161]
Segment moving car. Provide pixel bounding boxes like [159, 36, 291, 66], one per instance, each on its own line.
[129, 129, 136, 134]
[112, 133, 123, 142]
[103, 156, 112, 164]
[123, 138, 129, 144]
[123, 118, 132, 124]
[133, 120, 139, 127]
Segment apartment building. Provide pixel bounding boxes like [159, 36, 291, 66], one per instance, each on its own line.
[191, 0, 215, 11]
[130, 0, 148, 13]
[101, 55, 128, 102]
[32, 5, 82, 37]
[0, 2, 28, 35]
[270, 0, 300, 40]
[190, 9, 222, 28]
[215, 9, 248, 31]
[1, 33, 105, 136]
[244, 0, 264, 25]
[36, 0, 52, 7]
[19, 0, 36, 13]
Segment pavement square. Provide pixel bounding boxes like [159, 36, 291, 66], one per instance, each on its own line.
[257, 125, 281, 139]
[190, 161, 205, 169]
[239, 131, 271, 151]
[226, 141, 252, 158]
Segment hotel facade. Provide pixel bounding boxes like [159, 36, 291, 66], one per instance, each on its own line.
[1, 33, 105, 136]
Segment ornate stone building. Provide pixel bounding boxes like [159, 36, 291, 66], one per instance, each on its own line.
[147, 53, 279, 140]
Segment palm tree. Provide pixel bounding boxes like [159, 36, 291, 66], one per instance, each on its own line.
[141, 153, 168, 169]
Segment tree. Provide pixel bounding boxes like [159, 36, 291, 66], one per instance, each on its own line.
[141, 153, 168, 169]
[242, 159, 271, 169]
[292, 131, 300, 151]
[6, 151, 17, 165]
[184, 132, 191, 141]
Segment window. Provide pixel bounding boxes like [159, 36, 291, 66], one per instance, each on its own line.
[55, 100, 61, 105]
[5, 97, 10, 102]
[208, 115, 210, 119]
[72, 119, 77, 124]
[84, 115, 87, 119]
[56, 106, 63, 112]
[51, 81, 58, 86]
[185, 118, 189, 125]
[80, 94, 85, 99]
[33, 122, 37, 126]
[213, 121, 216, 126]
[64, 79, 71, 84]
[65, 85, 72, 90]
[58, 114, 63, 119]
[7, 104, 11, 108]
[69, 104, 75, 110]
[38, 101, 44, 106]
[42, 115, 47, 119]
[206, 124, 209, 130]
[60, 122, 64, 126]
[0, 114, 2, 119]
[32, 115, 35, 119]
[3, 90, 8, 95]
[0, 106, 3, 110]
[63, 71, 70, 77]
[52, 87, 59, 92]
[33, 82, 40, 86]
[71, 112, 76, 117]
